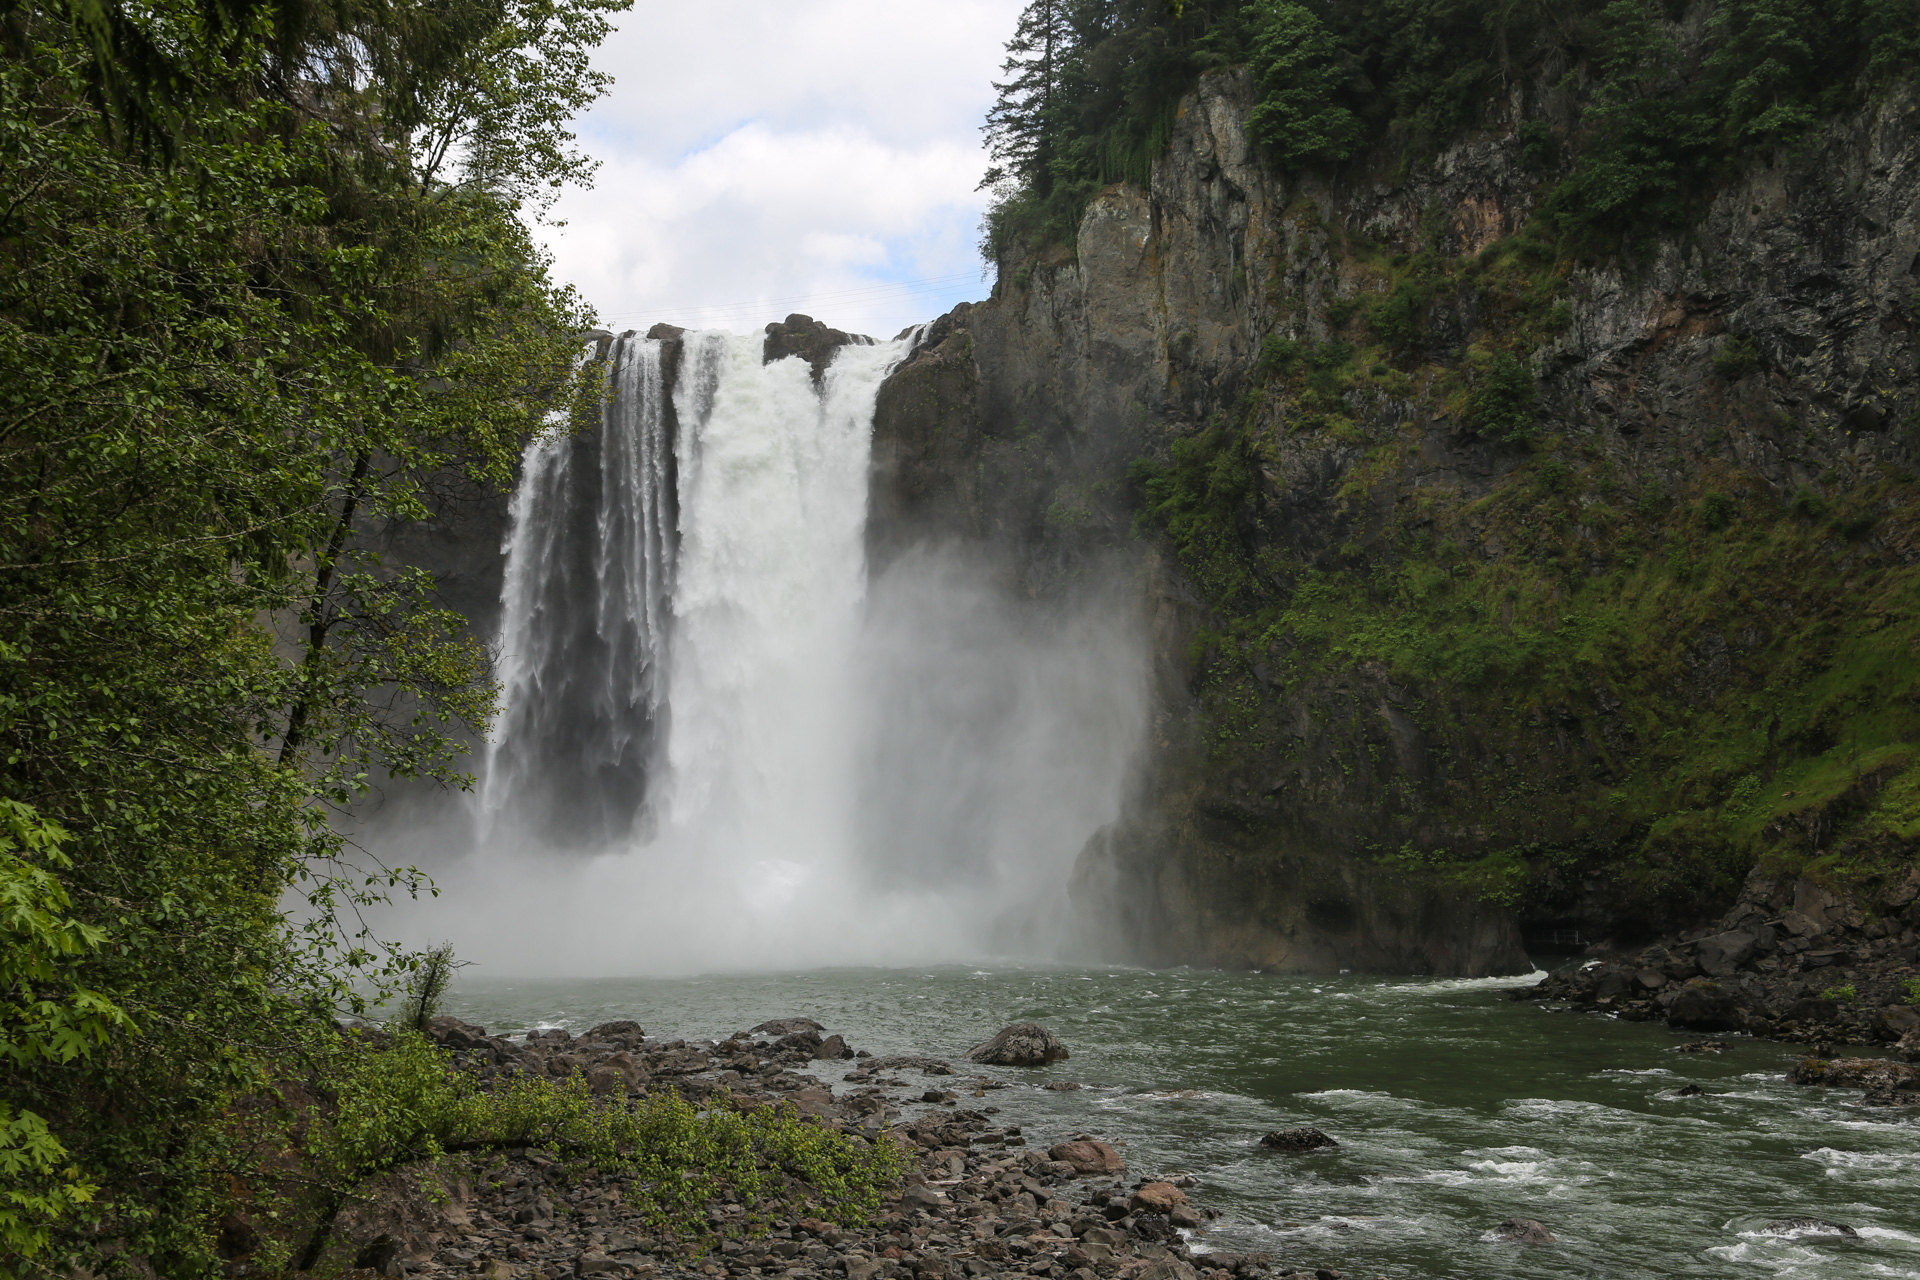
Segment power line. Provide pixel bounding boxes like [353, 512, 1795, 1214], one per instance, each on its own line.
[594, 270, 988, 326]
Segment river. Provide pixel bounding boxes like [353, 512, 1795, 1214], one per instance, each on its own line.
[439, 963, 1920, 1280]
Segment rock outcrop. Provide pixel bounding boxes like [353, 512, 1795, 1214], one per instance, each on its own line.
[1528, 864, 1920, 1047]
[967, 1023, 1070, 1066]
[870, 67, 1920, 972]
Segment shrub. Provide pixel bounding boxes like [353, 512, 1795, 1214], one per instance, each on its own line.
[1904, 977, 1920, 1006]
[1697, 491, 1737, 531]
[1464, 352, 1538, 444]
[1713, 336, 1761, 380]
[1255, 334, 1305, 380]
[1819, 983, 1858, 1003]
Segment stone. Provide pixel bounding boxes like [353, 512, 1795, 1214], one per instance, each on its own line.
[1258, 1128, 1338, 1153]
[817, 1034, 854, 1060]
[966, 1023, 1069, 1066]
[1634, 968, 1669, 990]
[902, 1184, 948, 1208]
[752, 1017, 826, 1037]
[1761, 1218, 1858, 1238]
[354, 1235, 405, 1276]
[1879, 1005, 1920, 1037]
[585, 1020, 644, 1045]
[1697, 930, 1758, 976]
[1130, 1182, 1188, 1215]
[1666, 984, 1745, 1032]
[1492, 1218, 1556, 1244]
[576, 1250, 625, 1276]
[1048, 1140, 1125, 1175]
[586, 1064, 626, 1096]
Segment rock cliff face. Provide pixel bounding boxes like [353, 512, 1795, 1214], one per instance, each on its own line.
[870, 70, 1920, 973]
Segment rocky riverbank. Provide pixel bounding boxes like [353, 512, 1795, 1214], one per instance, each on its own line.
[1524, 869, 1920, 1054]
[318, 1019, 1351, 1280]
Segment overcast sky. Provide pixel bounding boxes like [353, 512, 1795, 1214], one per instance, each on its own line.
[539, 0, 1027, 340]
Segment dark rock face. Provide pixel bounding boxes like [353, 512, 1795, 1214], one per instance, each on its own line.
[1259, 1128, 1338, 1153]
[967, 1022, 1070, 1066]
[868, 66, 1920, 973]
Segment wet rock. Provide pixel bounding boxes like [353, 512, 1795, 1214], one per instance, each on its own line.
[752, 1017, 826, 1037]
[1258, 1128, 1338, 1153]
[1762, 1218, 1859, 1238]
[1048, 1140, 1125, 1175]
[1491, 1218, 1556, 1244]
[967, 1023, 1069, 1066]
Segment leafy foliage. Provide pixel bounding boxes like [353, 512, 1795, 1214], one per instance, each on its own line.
[0, 0, 619, 1269]
[295, 1032, 903, 1262]
[1464, 352, 1539, 444]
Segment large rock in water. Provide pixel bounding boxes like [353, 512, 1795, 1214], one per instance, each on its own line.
[1048, 1139, 1124, 1174]
[967, 1022, 1069, 1066]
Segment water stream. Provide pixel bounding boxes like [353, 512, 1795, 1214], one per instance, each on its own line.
[441, 965, 1920, 1280]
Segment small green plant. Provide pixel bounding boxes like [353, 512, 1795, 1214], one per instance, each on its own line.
[1819, 983, 1858, 1003]
[1517, 119, 1558, 171]
[1255, 334, 1304, 380]
[1903, 978, 1920, 1006]
[1464, 352, 1538, 444]
[1713, 336, 1761, 380]
[1697, 491, 1737, 531]
[1789, 486, 1827, 519]
[1724, 774, 1763, 814]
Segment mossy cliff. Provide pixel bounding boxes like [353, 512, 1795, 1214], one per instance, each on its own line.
[870, 68, 1920, 973]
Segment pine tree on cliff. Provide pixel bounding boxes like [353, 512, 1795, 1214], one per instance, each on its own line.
[981, 0, 1076, 198]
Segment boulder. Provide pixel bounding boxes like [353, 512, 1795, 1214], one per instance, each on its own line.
[1761, 1218, 1858, 1238]
[584, 1064, 626, 1096]
[1492, 1218, 1556, 1244]
[1635, 968, 1669, 991]
[1667, 983, 1745, 1032]
[1049, 1139, 1125, 1175]
[816, 1033, 854, 1060]
[1259, 1127, 1338, 1153]
[1696, 930, 1757, 976]
[584, 1020, 644, 1046]
[1130, 1182, 1188, 1214]
[966, 1022, 1069, 1066]
[1879, 1005, 1920, 1038]
[751, 1017, 825, 1037]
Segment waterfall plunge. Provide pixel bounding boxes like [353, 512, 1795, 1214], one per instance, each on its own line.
[412, 327, 1148, 975]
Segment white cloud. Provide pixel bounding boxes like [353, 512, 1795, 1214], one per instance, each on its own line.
[540, 0, 1026, 338]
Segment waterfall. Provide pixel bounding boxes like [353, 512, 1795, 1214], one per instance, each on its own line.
[483, 335, 673, 848]
[424, 323, 1148, 974]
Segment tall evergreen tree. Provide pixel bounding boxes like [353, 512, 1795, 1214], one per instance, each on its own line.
[981, 0, 1076, 197]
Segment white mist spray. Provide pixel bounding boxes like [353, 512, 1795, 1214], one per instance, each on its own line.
[390, 327, 1148, 974]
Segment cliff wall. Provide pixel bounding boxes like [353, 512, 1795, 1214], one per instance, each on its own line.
[870, 69, 1920, 973]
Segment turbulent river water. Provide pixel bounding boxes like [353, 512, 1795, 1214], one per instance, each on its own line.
[440, 964, 1920, 1280]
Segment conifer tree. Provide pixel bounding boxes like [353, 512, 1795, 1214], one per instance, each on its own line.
[981, 0, 1075, 197]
